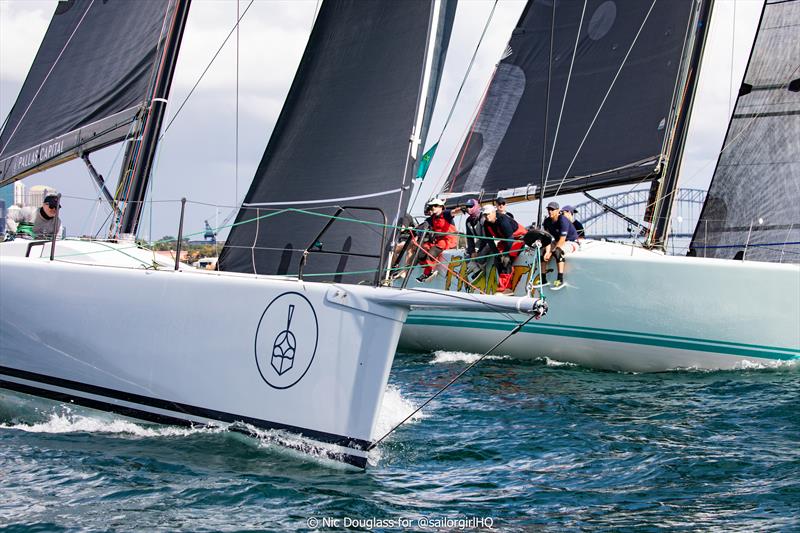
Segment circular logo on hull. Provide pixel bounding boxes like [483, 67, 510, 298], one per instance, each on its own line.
[255, 292, 319, 389]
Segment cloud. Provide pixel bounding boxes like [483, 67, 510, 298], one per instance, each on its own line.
[0, 1, 53, 85]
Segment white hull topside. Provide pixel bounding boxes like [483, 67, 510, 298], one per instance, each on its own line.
[0, 239, 537, 468]
[398, 240, 800, 372]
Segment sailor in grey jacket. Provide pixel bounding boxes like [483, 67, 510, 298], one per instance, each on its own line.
[6, 194, 62, 238]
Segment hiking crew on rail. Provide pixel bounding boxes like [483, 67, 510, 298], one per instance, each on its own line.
[410, 197, 582, 293]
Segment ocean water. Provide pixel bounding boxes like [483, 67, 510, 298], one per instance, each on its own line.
[1, 353, 798, 532]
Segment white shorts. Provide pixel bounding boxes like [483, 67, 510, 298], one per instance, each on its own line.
[562, 241, 579, 254]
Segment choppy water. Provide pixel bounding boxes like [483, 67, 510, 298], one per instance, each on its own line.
[1, 353, 798, 532]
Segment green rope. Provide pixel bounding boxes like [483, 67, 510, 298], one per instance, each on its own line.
[195, 205, 520, 244]
[44, 205, 529, 267]
[301, 247, 520, 279]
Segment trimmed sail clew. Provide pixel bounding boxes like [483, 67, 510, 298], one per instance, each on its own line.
[0, 0, 178, 186]
[690, 0, 800, 263]
[219, 0, 456, 283]
[445, 0, 696, 199]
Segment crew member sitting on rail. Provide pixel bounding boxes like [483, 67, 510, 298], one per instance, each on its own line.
[462, 199, 488, 264]
[416, 198, 458, 282]
[495, 196, 515, 220]
[5, 192, 62, 239]
[562, 205, 585, 239]
[483, 204, 527, 293]
[542, 201, 579, 290]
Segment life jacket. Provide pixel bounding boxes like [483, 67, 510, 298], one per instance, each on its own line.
[485, 215, 525, 240]
[428, 212, 457, 248]
[486, 215, 526, 253]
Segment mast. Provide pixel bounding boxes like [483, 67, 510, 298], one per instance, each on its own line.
[116, 0, 191, 237]
[645, 0, 715, 250]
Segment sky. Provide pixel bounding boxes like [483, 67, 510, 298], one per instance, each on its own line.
[0, 0, 763, 241]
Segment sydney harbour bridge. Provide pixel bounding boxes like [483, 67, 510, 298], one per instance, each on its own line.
[572, 188, 706, 249]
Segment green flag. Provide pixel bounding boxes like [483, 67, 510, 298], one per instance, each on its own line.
[415, 142, 438, 180]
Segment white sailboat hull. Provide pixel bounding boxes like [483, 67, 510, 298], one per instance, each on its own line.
[398, 241, 800, 372]
[0, 240, 537, 467]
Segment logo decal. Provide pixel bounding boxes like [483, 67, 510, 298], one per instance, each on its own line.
[255, 292, 318, 389]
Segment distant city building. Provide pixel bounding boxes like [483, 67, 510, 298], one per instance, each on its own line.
[14, 181, 25, 206]
[0, 184, 12, 210]
[24, 184, 57, 207]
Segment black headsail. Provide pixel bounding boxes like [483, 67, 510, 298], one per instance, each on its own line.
[690, 0, 800, 263]
[443, 0, 697, 203]
[0, 0, 183, 186]
[219, 0, 456, 282]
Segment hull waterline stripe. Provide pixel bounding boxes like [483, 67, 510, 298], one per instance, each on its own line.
[405, 316, 800, 360]
[0, 365, 371, 451]
[0, 379, 367, 469]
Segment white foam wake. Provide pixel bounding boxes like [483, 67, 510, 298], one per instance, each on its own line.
[430, 350, 506, 365]
[0, 410, 218, 438]
[541, 356, 578, 367]
[374, 384, 425, 437]
[670, 358, 800, 373]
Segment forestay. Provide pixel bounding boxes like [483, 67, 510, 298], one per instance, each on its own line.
[444, 0, 696, 199]
[219, 0, 455, 282]
[0, 0, 178, 185]
[690, 0, 800, 263]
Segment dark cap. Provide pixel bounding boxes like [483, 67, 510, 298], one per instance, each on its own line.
[494, 196, 507, 205]
[562, 205, 575, 213]
[546, 201, 560, 210]
[465, 198, 477, 208]
[43, 194, 61, 209]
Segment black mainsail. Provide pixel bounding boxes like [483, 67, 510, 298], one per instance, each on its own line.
[443, 0, 697, 202]
[219, 0, 455, 282]
[0, 0, 182, 186]
[690, 0, 800, 263]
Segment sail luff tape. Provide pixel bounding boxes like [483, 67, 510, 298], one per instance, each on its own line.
[244, 187, 403, 207]
[410, 0, 442, 159]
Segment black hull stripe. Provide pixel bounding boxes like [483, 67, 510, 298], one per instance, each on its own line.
[0, 365, 371, 457]
[0, 379, 367, 469]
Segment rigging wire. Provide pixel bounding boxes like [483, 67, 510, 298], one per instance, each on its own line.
[538, 1, 557, 227]
[439, 1, 499, 137]
[729, 0, 736, 117]
[0, 0, 95, 155]
[427, 71, 496, 202]
[409, 0, 500, 211]
[366, 313, 537, 452]
[608, 61, 800, 235]
[236, 0, 240, 208]
[541, 0, 588, 210]
[553, 0, 658, 197]
[161, 0, 256, 135]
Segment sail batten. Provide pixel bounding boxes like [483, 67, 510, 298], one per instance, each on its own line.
[690, 0, 800, 263]
[444, 0, 697, 198]
[0, 0, 178, 185]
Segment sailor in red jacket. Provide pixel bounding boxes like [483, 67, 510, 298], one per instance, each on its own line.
[483, 204, 527, 293]
[416, 198, 458, 282]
